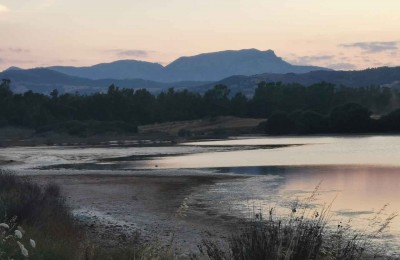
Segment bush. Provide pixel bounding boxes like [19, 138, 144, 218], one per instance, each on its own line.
[264, 111, 294, 135]
[0, 117, 7, 128]
[329, 103, 372, 133]
[379, 109, 400, 132]
[291, 110, 329, 134]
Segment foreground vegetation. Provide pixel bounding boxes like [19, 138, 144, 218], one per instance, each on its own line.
[0, 170, 82, 259]
[1, 170, 398, 259]
[200, 190, 398, 260]
[1, 79, 400, 136]
[0, 170, 174, 259]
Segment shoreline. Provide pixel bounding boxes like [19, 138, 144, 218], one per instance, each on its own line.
[29, 173, 248, 256]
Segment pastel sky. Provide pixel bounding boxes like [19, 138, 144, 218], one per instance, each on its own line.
[0, 0, 399, 71]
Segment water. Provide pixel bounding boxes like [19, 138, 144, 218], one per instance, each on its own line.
[156, 135, 400, 168]
[1, 135, 400, 250]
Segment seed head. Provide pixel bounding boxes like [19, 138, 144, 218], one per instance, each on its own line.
[21, 246, 29, 257]
[15, 230, 23, 239]
[30, 239, 36, 248]
[0, 223, 9, 229]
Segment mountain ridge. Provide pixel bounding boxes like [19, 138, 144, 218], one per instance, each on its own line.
[13, 49, 330, 82]
[196, 66, 400, 94]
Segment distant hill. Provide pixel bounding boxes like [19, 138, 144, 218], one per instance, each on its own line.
[49, 60, 164, 81]
[45, 49, 329, 82]
[0, 68, 208, 94]
[3, 66, 23, 72]
[195, 66, 400, 94]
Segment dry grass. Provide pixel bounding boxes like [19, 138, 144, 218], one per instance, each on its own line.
[0, 170, 83, 259]
[138, 116, 265, 136]
[199, 186, 399, 260]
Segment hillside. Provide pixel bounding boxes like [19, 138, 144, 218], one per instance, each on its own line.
[49, 60, 164, 81]
[197, 66, 400, 94]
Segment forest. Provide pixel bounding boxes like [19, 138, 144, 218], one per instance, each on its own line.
[1, 79, 400, 135]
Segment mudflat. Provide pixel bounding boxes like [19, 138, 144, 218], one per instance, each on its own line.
[30, 173, 246, 256]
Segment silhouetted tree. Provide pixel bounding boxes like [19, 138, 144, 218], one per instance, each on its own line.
[1, 79, 400, 135]
[329, 103, 372, 133]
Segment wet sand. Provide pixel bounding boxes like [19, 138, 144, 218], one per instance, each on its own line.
[30, 173, 246, 256]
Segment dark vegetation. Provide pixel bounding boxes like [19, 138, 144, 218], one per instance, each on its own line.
[1, 79, 400, 136]
[0, 170, 175, 259]
[0, 170, 82, 259]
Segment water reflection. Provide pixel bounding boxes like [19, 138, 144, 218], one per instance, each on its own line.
[156, 135, 400, 168]
[202, 165, 400, 250]
[216, 165, 400, 213]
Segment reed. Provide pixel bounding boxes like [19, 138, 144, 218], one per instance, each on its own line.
[199, 186, 398, 260]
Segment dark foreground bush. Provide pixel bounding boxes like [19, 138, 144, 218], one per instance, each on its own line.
[0, 170, 82, 259]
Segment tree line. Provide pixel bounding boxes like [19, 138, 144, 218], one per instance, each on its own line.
[1, 79, 399, 135]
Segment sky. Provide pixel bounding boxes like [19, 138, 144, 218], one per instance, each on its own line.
[0, 0, 399, 71]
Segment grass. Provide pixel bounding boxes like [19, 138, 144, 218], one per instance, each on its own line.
[138, 116, 265, 137]
[0, 170, 175, 260]
[199, 187, 399, 260]
[0, 170, 83, 259]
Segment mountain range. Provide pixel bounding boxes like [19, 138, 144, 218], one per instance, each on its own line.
[47, 49, 328, 82]
[1, 49, 400, 95]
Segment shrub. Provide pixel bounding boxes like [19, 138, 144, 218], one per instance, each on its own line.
[290, 110, 329, 134]
[379, 109, 400, 132]
[329, 103, 372, 133]
[264, 111, 294, 135]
